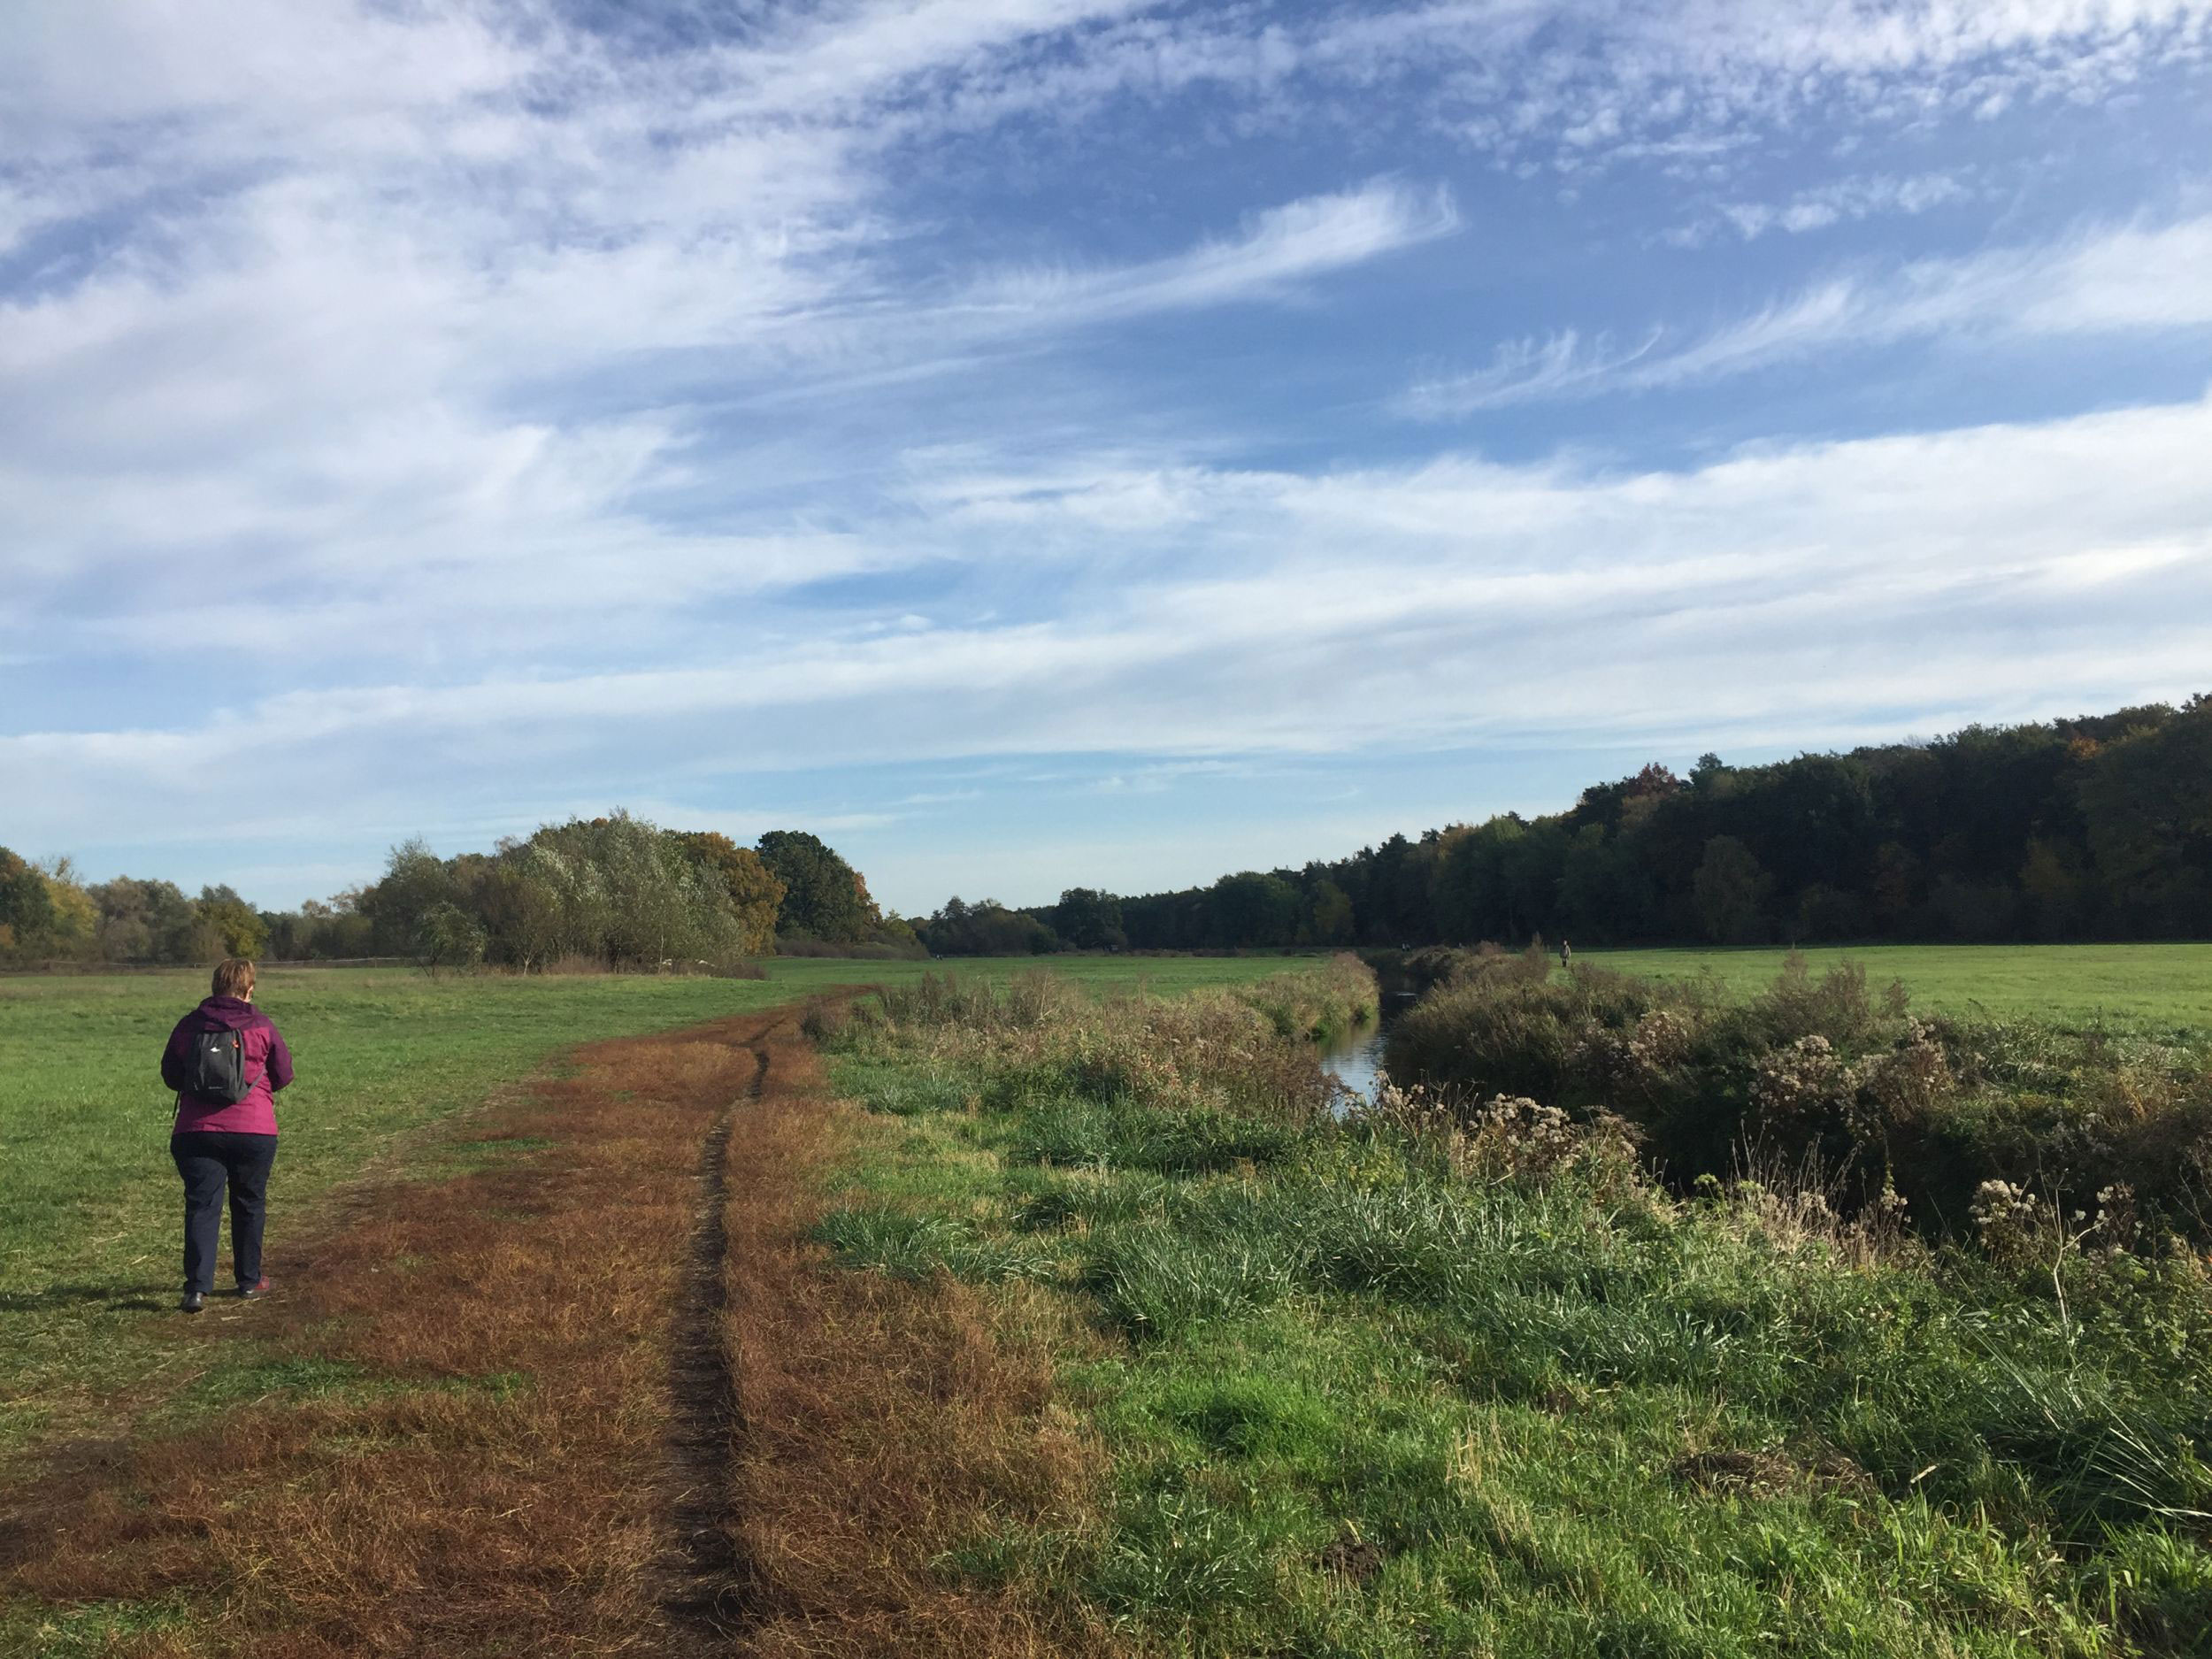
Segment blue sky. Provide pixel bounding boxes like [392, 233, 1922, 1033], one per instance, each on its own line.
[4, 0, 2209, 914]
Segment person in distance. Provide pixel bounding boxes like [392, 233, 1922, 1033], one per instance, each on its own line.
[160, 957, 295, 1313]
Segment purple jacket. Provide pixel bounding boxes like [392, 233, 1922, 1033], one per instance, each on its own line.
[163, 996, 293, 1136]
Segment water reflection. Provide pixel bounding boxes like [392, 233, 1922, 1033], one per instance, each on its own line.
[1316, 991, 1417, 1110]
[1318, 1018, 1391, 1110]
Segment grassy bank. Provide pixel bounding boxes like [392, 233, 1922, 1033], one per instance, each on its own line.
[812, 959, 2212, 1656]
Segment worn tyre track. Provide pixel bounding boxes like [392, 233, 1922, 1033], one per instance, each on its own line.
[662, 1038, 772, 1645]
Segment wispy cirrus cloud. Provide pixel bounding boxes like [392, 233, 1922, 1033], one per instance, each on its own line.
[881, 0, 2212, 177]
[951, 180, 1457, 326]
[0, 167, 1449, 691]
[1402, 214, 2212, 413]
[1668, 171, 1975, 247]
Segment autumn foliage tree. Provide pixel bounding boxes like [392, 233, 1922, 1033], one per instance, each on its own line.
[671, 832, 785, 955]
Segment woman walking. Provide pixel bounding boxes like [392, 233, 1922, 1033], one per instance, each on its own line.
[161, 958, 294, 1313]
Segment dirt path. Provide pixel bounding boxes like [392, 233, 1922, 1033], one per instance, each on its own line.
[1, 1002, 1107, 1658]
[3, 1007, 786, 1655]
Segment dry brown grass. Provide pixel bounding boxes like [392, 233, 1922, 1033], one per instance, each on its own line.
[718, 1031, 1115, 1659]
[1, 1002, 1117, 1659]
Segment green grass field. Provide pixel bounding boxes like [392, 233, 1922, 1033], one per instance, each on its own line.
[1580, 941, 2212, 1028]
[7, 944, 2198, 1463]
[12, 948, 2212, 1654]
[0, 956, 1292, 1458]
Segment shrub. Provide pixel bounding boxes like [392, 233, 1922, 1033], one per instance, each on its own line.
[863, 967, 1354, 1124]
[1385, 955, 2212, 1249]
[1232, 953, 1379, 1041]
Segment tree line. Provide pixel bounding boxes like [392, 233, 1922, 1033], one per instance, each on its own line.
[11, 695, 2206, 967]
[916, 694, 2212, 954]
[0, 816, 918, 971]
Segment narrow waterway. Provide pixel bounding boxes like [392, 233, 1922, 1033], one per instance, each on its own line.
[1317, 1021, 1386, 1105]
[1316, 991, 1416, 1110]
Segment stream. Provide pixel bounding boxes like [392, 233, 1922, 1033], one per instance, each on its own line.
[1316, 991, 1416, 1109]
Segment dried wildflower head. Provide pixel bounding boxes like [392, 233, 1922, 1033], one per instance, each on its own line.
[1752, 1034, 1856, 1126]
[1970, 1179, 2055, 1265]
[1860, 1020, 1953, 1124]
[2090, 1182, 2141, 1249]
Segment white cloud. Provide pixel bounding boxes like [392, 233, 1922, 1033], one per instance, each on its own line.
[953, 180, 1457, 325]
[0, 92, 1443, 658]
[11, 392, 2210, 861]
[1397, 328, 1664, 415]
[1405, 214, 2212, 411]
[0, 3, 525, 148]
[1686, 171, 1974, 243]
[879, 0, 2212, 176]
[1383, 0, 2212, 169]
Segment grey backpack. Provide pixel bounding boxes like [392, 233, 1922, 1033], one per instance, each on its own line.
[187, 1025, 251, 1105]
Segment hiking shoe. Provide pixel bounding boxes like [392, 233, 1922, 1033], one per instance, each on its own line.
[180, 1290, 205, 1314]
[238, 1278, 272, 1300]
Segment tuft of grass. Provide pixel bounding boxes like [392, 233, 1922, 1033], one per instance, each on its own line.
[1007, 1096, 1301, 1176]
[810, 1205, 1063, 1283]
[0, 1594, 194, 1658]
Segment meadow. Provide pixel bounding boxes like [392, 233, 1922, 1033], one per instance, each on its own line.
[1578, 942, 2212, 1029]
[0, 956, 1292, 1459]
[9, 945, 2212, 1655]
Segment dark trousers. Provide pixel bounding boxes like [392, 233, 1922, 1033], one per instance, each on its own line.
[171, 1132, 279, 1294]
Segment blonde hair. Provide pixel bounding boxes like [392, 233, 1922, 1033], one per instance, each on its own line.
[211, 958, 257, 1000]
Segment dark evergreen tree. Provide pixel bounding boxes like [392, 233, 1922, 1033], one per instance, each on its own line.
[756, 829, 879, 942]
